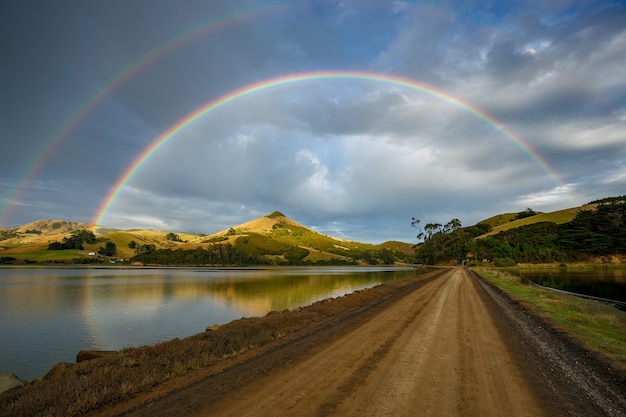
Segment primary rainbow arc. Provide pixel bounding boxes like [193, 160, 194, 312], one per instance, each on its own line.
[92, 70, 570, 229]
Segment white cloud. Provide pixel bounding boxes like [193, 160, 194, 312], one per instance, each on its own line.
[516, 184, 579, 209]
[541, 119, 626, 150]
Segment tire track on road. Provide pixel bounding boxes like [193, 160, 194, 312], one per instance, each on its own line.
[315, 272, 453, 415]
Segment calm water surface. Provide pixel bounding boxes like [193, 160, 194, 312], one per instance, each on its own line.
[515, 268, 626, 302]
[0, 266, 420, 380]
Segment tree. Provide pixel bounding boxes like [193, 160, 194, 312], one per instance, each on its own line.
[378, 248, 395, 265]
[560, 200, 626, 255]
[137, 244, 156, 254]
[515, 208, 538, 220]
[412, 217, 467, 264]
[47, 229, 96, 251]
[362, 250, 377, 265]
[47, 241, 64, 250]
[445, 218, 462, 233]
[71, 230, 96, 244]
[165, 232, 182, 242]
[128, 240, 137, 249]
[411, 218, 424, 241]
[424, 223, 443, 239]
[98, 241, 117, 256]
[0, 256, 16, 264]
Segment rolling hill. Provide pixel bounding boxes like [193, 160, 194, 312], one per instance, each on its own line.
[412, 196, 625, 265]
[2, 198, 618, 265]
[0, 212, 415, 265]
[478, 203, 598, 237]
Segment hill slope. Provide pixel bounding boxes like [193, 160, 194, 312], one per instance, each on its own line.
[2, 199, 618, 266]
[478, 204, 597, 237]
[0, 212, 414, 265]
[194, 211, 411, 265]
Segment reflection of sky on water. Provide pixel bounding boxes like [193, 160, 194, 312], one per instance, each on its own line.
[0, 267, 417, 381]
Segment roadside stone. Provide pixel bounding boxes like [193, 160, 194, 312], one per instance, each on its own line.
[0, 373, 27, 394]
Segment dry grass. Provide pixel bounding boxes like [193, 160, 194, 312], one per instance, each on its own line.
[0, 272, 430, 417]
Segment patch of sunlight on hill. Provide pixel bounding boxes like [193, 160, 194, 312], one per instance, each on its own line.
[481, 204, 597, 237]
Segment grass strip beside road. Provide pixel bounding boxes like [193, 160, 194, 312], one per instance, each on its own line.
[473, 268, 626, 369]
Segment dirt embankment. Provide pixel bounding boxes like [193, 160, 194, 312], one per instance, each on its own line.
[91, 268, 626, 417]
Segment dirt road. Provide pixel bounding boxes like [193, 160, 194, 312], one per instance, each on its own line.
[104, 268, 625, 417]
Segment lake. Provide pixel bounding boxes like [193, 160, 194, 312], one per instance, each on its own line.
[0, 266, 421, 381]
[515, 267, 626, 302]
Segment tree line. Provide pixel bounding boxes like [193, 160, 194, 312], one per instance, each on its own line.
[130, 243, 263, 266]
[47, 230, 97, 250]
[413, 197, 625, 265]
[47, 229, 118, 256]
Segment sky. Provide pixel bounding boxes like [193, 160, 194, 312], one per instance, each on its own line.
[1, 0, 625, 244]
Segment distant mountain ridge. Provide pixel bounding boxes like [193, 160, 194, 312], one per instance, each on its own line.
[0, 212, 414, 265]
[2, 198, 622, 265]
[0, 219, 96, 236]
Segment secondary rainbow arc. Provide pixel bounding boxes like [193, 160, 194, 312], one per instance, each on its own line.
[0, 2, 290, 225]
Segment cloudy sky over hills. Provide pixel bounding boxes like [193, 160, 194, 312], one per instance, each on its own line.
[1, 0, 625, 243]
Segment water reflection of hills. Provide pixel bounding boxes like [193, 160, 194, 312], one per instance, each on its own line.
[0, 267, 420, 381]
[0, 268, 418, 318]
[202, 272, 402, 313]
[83, 268, 418, 316]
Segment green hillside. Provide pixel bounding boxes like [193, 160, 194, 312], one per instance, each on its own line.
[477, 213, 520, 228]
[0, 213, 415, 265]
[413, 196, 625, 265]
[480, 204, 597, 237]
[5, 197, 622, 267]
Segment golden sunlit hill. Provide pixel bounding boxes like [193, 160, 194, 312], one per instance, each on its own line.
[2, 197, 625, 266]
[194, 211, 414, 265]
[0, 220, 98, 261]
[477, 203, 598, 237]
[0, 212, 415, 265]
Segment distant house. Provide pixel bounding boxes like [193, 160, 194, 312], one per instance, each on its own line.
[88, 252, 96, 256]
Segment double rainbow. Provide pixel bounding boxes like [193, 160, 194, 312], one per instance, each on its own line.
[92, 70, 571, 228]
